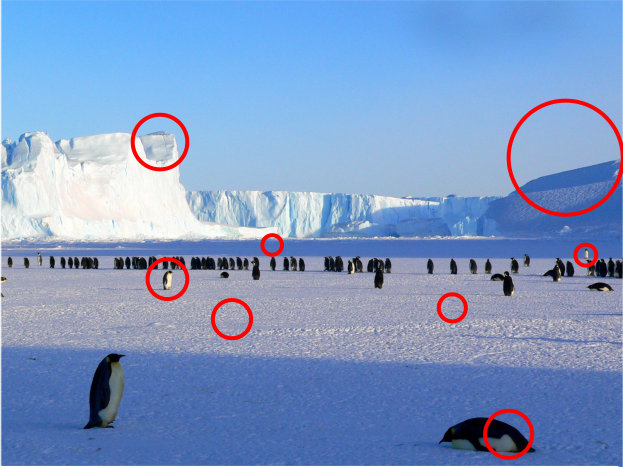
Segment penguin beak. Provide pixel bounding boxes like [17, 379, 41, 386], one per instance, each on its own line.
[119, 354, 125, 358]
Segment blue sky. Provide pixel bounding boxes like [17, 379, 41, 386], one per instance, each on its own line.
[2, 1, 621, 197]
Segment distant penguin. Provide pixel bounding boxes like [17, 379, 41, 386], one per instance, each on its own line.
[236, 257, 243, 270]
[93, 258, 99, 269]
[503, 271, 514, 296]
[385, 258, 392, 273]
[616, 260, 622, 279]
[439, 417, 534, 453]
[243, 258, 249, 270]
[374, 268, 384, 289]
[290, 257, 297, 271]
[124, 257, 130, 269]
[283, 257, 290, 271]
[484, 259, 492, 274]
[37, 252, 42, 266]
[60, 257, 66, 268]
[347, 260, 355, 274]
[598, 259, 607, 278]
[450, 259, 457, 275]
[510, 258, 519, 274]
[49, 256, 55, 268]
[587, 282, 613, 291]
[163, 271, 173, 290]
[7, 257, 12, 268]
[252, 262, 260, 280]
[469, 259, 477, 274]
[324, 257, 330, 271]
[220, 272, 229, 278]
[566, 261, 574, 277]
[84, 353, 125, 429]
[608, 258, 615, 277]
[523, 254, 530, 267]
[229, 258, 235, 270]
[490, 273, 504, 281]
[299, 258, 305, 272]
[1, 276, 5, 297]
[24, 257, 30, 269]
[270, 257, 276, 271]
[68, 257, 74, 269]
[587, 261, 595, 276]
[74, 257, 79, 269]
[556, 258, 565, 277]
[427, 259, 434, 274]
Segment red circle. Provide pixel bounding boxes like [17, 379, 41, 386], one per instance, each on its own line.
[573, 242, 599, 268]
[131, 113, 189, 171]
[436, 292, 468, 323]
[507, 99, 622, 217]
[145, 257, 189, 301]
[483, 409, 534, 460]
[260, 233, 284, 257]
[211, 298, 253, 340]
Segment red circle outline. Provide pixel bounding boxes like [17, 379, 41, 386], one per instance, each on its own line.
[260, 233, 285, 257]
[211, 298, 254, 340]
[145, 257, 189, 301]
[437, 292, 468, 323]
[483, 408, 534, 460]
[573, 242, 599, 268]
[131, 113, 189, 171]
[507, 99, 622, 217]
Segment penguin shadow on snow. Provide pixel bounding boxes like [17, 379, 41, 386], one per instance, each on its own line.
[2, 346, 621, 465]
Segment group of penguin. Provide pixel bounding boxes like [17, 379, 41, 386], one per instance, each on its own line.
[6, 253, 99, 270]
[541, 256, 618, 291]
[84, 352, 534, 454]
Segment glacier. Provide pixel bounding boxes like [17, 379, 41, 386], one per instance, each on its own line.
[1, 132, 273, 241]
[2, 131, 620, 241]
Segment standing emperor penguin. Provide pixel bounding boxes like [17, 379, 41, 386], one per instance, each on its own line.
[84, 353, 125, 428]
[270, 257, 276, 271]
[450, 259, 457, 275]
[37, 252, 42, 266]
[510, 258, 519, 274]
[427, 259, 434, 274]
[484, 259, 492, 274]
[163, 271, 173, 290]
[469, 259, 477, 274]
[374, 268, 384, 289]
[347, 260, 355, 274]
[523, 254, 530, 267]
[503, 271, 514, 296]
[252, 261, 261, 280]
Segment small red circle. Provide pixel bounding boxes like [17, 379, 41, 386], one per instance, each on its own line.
[573, 242, 599, 268]
[483, 409, 534, 460]
[507, 99, 622, 217]
[131, 113, 189, 171]
[260, 233, 284, 257]
[437, 292, 468, 323]
[145, 257, 189, 301]
[211, 298, 253, 340]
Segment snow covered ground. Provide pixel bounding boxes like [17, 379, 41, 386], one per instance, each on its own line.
[1, 241, 621, 465]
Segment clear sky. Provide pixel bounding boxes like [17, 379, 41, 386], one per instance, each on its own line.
[2, 1, 621, 197]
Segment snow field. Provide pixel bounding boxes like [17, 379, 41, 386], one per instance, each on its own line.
[1, 254, 621, 465]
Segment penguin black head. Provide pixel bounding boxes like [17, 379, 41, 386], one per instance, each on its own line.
[107, 353, 125, 362]
[504, 271, 510, 276]
[439, 427, 455, 444]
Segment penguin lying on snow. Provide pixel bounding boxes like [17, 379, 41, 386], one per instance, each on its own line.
[84, 354, 125, 429]
[587, 282, 613, 292]
[490, 273, 504, 281]
[220, 272, 229, 278]
[440, 417, 534, 453]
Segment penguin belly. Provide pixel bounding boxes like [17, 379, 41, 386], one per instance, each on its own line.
[99, 363, 124, 427]
[484, 434, 519, 452]
[163, 273, 172, 290]
[451, 439, 478, 451]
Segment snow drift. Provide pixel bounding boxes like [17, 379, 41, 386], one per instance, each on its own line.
[1, 132, 273, 241]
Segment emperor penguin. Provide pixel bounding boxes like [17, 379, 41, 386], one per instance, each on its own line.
[270, 257, 276, 271]
[37, 252, 42, 266]
[163, 271, 173, 290]
[469, 259, 477, 274]
[84, 353, 125, 429]
[566, 261, 574, 277]
[8, 257, 13, 268]
[24, 257, 30, 269]
[503, 271, 514, 296]
[439, 417, 534, 453]
[450, 259, 457, 275]
[587, 282, 613, 291]
[484, 259, 492, 274]
[523, 254, 530, 267]
[299, 258, 306, 271]
[510, 258, 519, 274]
[252, 261, 260, 280]
[348, 260, 355, 274]
[384, 258, 392, 273]
[427, 259, 434, 274]
[374, 268, 384, 289]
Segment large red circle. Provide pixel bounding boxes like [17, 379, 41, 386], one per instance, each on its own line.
[145, 257, 189, 301]
[131, 113, 189, 171]
[436, 292, 468, 323]
[211, 298, 253, 340]
[573, 242, 599, 268]
[483, 409, 534, 460]
[507, 99, 622, 217]
[260, 233, 285, 257]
